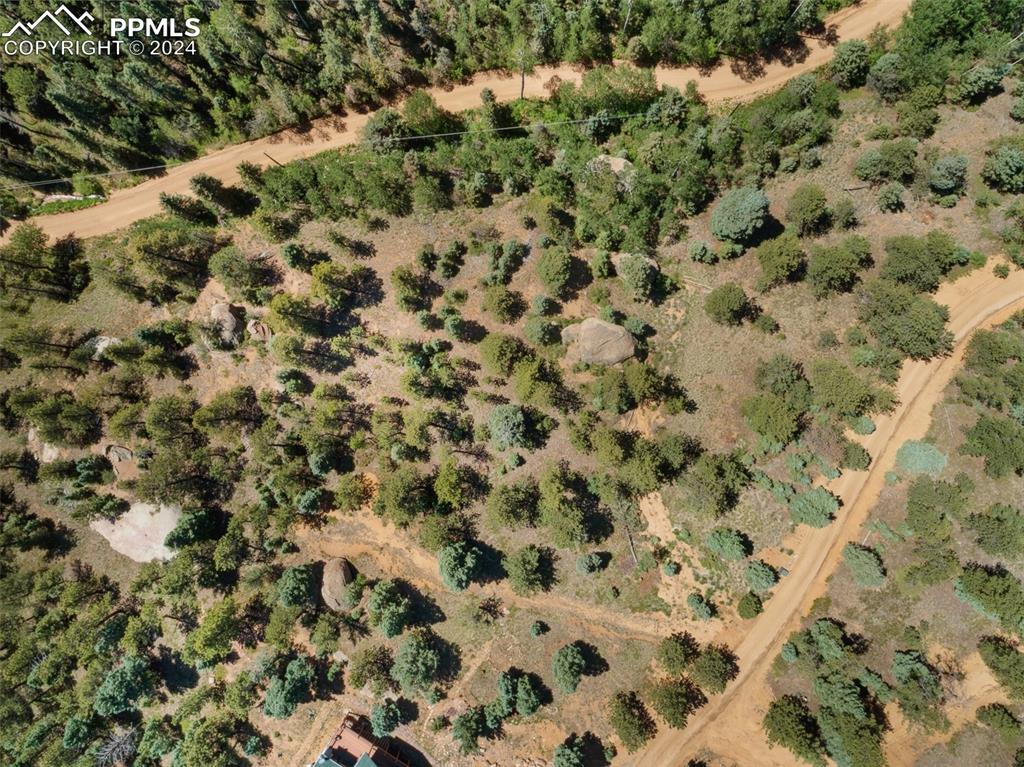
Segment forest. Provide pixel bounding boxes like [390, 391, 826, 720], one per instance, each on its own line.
[0, 0, 849, 192]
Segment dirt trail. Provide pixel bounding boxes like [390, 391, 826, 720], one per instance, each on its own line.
[631, 264, 1024, 766]
[7, 0, 911, 244]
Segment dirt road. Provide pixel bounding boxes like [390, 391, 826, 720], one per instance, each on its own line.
[9, 0, 911, 243]
[631, 264, 1024, 766]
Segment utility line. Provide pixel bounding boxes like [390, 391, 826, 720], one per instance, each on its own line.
[2, 110, 653, 192]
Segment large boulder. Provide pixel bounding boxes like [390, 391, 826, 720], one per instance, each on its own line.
[561, 317, 636, 365]
[246, 319, 272, 343]
[210, 303, 241, 345]
[321, 557, 356, 611]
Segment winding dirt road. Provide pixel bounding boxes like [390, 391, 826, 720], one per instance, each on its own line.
[631, 264, 1024, 766]
[10, 0, 911, 243]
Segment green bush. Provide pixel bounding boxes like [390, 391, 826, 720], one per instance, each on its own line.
[807, 235, 871, 297]
[895, 440, 948, 475]
[704, 283, 749, 325]
[789, 487, 839, 528]
[831, 39, 869, 89]
[710, 187, 770, 244]
[705, 527, 751, 560]
[688, 240, 717, 264]
[755, 233, 805, 290]
[877, 183, 904, 212]
[785, 184, 829, 236]
[855, 138, 917, 184]
[552, 642, 587, 693]
[438, 541, 482, 591]
[745, 560, 779, 592]
[929, 154, 968, 195]
[867, 52, 907, 102]
[737, 591, 763, 619]
[608, 691, 656, 752]
[657, 632, 700, 675]
[983, 146, 1024, 193]
[955, 66, 1005, 105]
[683, 592, 712, 620]
[842, 543, 886, 588]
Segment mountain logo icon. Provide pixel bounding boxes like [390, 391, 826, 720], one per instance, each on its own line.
[2, 4, 94, 37]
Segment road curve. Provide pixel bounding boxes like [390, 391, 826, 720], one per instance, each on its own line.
[632, 264, 1024, 766]
[8, 0, 911, 243]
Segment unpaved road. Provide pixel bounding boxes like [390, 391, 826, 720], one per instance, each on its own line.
[9, 0, 911, 243]
[632, 264, 1024, 766]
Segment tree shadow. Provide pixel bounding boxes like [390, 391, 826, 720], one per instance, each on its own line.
[473, 540, 508, 585]
[157, 645, 200, 693]
[577, 731, 611, 766]
[394, 578, 446, 626]
[577, 641, 609, 678]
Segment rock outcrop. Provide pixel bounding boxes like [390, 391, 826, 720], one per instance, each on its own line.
[561, 317, 636, 365]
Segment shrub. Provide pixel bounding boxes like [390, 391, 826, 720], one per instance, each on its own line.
[608, 691, 656, 752]
[705, 528, 750, 560]
[392, 629, 442, 695]
[690, 645, 739, 694]
[977, 703, 1020, 741]
[370, 700, 401, 737]
[482, 285, 523, 323]
[983, 146, 1024, 193]
[831, 39, 869, 89]
[742, 393, 801, 446]
[809, 359, 874, 417]
[967, 503, 1024, 558]
[807, 235, 871, 297]
[789, 487, 839, 528]
[479, 333, 528, 377]
[980, 635, 1024, 699]
[745, 560, 779, 592]
[704, 283, 749, 325]
[737, 591, 763, 619]
[263, 657, 314, 718]
[763, 695, 826, 766]
[929, 154, 968, 195]
[881, 230, 963, 292]
[657, 632, 700, 675]
[855, 138, 917, 184]
[536, 246, 573, 298]
[895, 440, 948, 474]
[688, 240, 717, 264]
[506, 544, 554, 595]
[367, 580, 412, 638]
[618, 254, 658, 301]
[867, 52, 907, 102]
[438, 541, 482, 591]
[485, 481, 539, 529]
[956, 66, 1005, 104]
[785, 184, 829, 236]
[858, 279, 953, 360]
[877, 183, 904, 212]
[553, 735, 586, 767]
[832, 196, 857, 229]
[277, 564, 317, 608]
[552, 643, 587, 693]
[842, 543, 886, 588]
[649, 677, 704, 729]
[687, 592, 715, 620]
[488, 404, 528, 450]
[710, 187, 770, 244]
[755, 233, 805, 290]
[961, 415, 1024, 478]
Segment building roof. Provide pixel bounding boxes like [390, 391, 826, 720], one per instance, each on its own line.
[354, 755, 380, 767]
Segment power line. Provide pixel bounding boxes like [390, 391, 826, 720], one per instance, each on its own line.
[2, 110, 652, 192]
